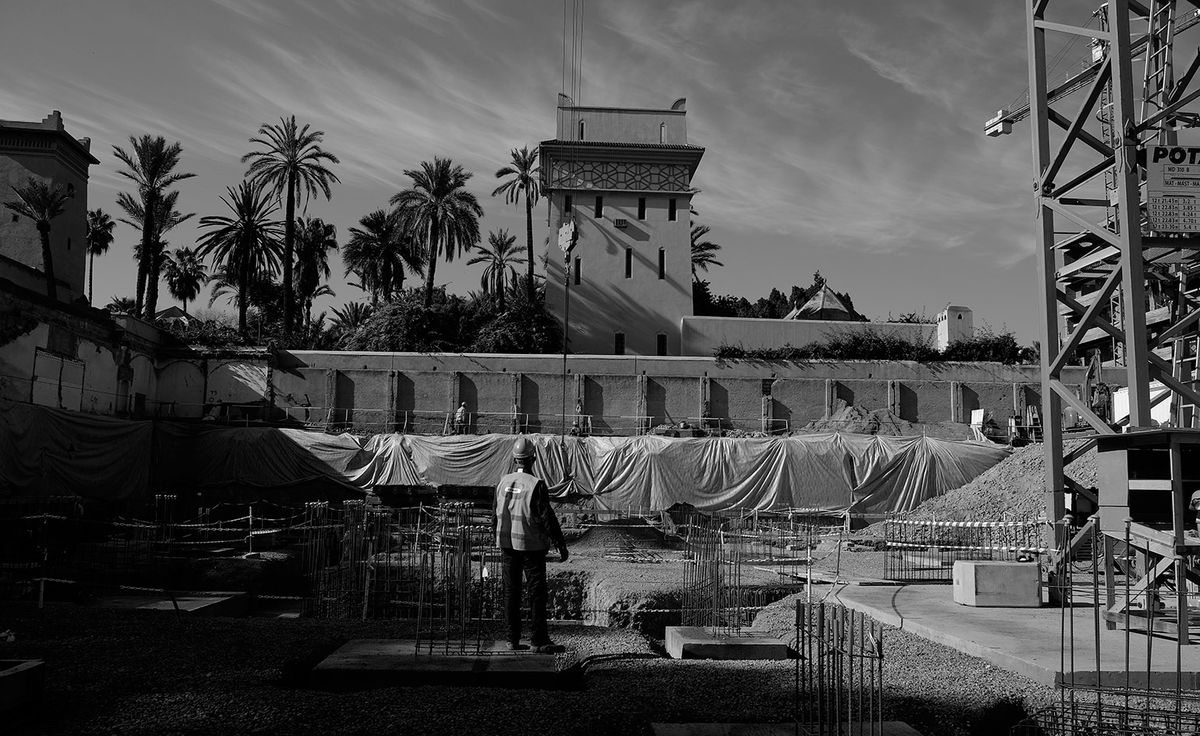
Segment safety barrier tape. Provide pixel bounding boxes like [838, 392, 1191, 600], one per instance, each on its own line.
[886, 519, 1040, 528]
[885, 541, 1048, 553]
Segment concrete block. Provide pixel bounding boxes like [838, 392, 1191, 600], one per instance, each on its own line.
[664, 626, 790, 660]
[953, 561, 1041, 608]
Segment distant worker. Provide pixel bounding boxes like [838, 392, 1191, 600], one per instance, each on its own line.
[494, 436, 571, 653]
[453, 402, 467, 435]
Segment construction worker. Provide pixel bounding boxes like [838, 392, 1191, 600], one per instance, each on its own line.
[494, 436, 570, 653]
[453, 402, 467, 434]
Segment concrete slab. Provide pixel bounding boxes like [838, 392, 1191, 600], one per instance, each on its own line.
[310, 639, 577, 689]
[665, 627, 790, 660]
[651, 722, 922, 736]
[822, 583, 1200, 688]
[94, 592, 249, 617]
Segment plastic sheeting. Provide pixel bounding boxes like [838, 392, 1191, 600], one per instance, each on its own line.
[0, 400, 1010, 513]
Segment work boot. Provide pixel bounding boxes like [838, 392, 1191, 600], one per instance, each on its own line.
[532, 642, 565, 654]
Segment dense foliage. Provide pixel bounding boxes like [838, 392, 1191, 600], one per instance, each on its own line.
[340, 285, 560, 354]
[716, 326, 1037, 365]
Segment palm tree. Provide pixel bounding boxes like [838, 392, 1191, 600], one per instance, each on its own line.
[492, 146, 540, 301]
[242, 116, 340, 337]
[3, 178, 69, 300]
[112, 135, 195, 318]
[344, 209, 424, 306]
[116, 190, 194, 317]
[86, 209, 115, 305]
[690, 223, 723, 279]
[467, 228, 525, 311]
[163, 247, 208, 314]
[391, 157, 484, 309]
[105, 295, 137, 314]
[294, 217, 338, 329]
[195, 182, 284, 334]
[329, 301, 374, 345]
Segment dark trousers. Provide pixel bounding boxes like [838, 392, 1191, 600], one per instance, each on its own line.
[500, 547, 548, 645]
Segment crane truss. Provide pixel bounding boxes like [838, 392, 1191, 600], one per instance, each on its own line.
[1025, 0, 1200, 523]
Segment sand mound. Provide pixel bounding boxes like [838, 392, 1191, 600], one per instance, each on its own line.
[905, 439, 1099, 523]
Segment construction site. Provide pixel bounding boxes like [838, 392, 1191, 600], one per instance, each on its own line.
[9, 1, 1200, 735]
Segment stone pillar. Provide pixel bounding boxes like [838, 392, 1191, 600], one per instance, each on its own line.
[387, 370, 398, 432]
[636, 372, 649, 433]
[950, 381, 963, 423]
[823, 378, 835, 418]
[699, 374, 710, 422]
[887, 380, 900, 416]
[324, 369, 336, 425]
[511, 373, 523, 433]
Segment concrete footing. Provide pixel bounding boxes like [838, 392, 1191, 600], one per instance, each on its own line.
[93, 591, 250, 616]
[0, 659, 44, 715]
[664, 627, 790, 660]
[310, 639, 577, 689]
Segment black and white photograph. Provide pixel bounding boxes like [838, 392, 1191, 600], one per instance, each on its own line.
[1, 1, 1199, 734]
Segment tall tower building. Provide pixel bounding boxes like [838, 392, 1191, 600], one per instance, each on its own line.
[0, 111, 98, 303]
[540, 95, 704, 355]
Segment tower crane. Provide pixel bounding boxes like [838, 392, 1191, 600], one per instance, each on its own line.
[999, 0, 1200, 641]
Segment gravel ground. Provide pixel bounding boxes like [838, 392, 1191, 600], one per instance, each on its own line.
[1, 601, 800, 736]
[2, 593, 1061, 736]
[753, 592, 1058, 736]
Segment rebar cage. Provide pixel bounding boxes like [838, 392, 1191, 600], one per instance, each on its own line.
[883, 517, 1045, 583]
[680, 510, 815, 636]
[795, 600, 885, 736]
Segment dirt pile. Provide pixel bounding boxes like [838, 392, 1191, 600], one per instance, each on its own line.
[905, 439, 1099, 523]
[801, 402, 913, 435]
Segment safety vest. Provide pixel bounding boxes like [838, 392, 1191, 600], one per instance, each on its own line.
[495, 471, 550, 551]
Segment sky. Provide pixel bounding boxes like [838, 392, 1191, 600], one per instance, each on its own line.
[0, 0, 1109, 342]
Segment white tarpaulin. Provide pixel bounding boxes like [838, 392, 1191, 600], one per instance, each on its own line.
[1, 401, 1009, 514]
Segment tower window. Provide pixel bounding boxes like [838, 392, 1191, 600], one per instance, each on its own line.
[614, 332, 625, 355]
[656, 333, 667, 356]
[658, 248, 665, 279]
[625, 248, 632, 278]
[668, 199, 677, 221]
[659, 123, 666, 144]
[564, 195, 572, 214]
[579, 120, 585, 140]
[594, 196, 603, 218]
[573, 256, 581, 286]
[637, 197, 646, 220]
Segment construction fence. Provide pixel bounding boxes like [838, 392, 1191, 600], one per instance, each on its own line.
[882, 517, 1046, 583]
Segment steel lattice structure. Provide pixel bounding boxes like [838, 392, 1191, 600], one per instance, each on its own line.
[1013, 0, 1200, 525]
